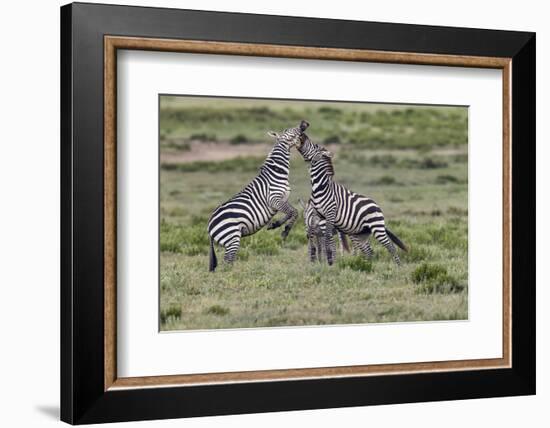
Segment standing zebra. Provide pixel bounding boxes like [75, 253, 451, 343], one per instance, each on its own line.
[296, 134, 407, 265]
[207, 121, 309, 272]
[299, 198, 350, 262]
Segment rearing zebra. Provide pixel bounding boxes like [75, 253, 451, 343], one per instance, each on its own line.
[296, 134, 407, 265]
[207, 121, 309, 272]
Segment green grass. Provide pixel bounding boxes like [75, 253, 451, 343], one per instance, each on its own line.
[160, 96, 467, 151]
[412, 263, 465, 295]
[159, 97, 468, 331]
[337, 256, 374, 273]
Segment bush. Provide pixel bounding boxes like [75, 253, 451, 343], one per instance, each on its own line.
[323, 135, 342, 145]
[416, 274, 464, 294]
[447, 206, 468, 217]
[205, 305, 230, 316]
[401, 157, 448, 169]
[189, 133, 217, 141]
[230, 134, 249, 144]
[161, 156, 263, 174]
[160, 305, 182, 324]
[453, 154, 468, 163]
[420, 158, 449, 169]
[369, 154, 398, 168]
[162, 139, 191, 151]
[318, 106, 342, 115]
[412, 263, 464, 294]
[411, 263, 447, 283]
[372, 175, 397, 185]
[338, 256, 373, 273]
[403, 246, 432, 263]
[436, 174, 461, 184]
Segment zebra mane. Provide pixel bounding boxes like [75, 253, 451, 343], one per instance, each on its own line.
[311, 150, 335, 177]
[324, 155, 335, 177]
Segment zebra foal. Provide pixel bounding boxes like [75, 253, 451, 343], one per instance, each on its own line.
[299, 198, 350, 263]
[207, 121, 309, 272]
[296, 134, 407, 266]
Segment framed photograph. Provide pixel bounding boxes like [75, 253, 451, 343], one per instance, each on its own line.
[60, 2, 535, 424]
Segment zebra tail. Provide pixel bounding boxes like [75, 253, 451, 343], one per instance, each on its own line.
[386, 228, 408, 252]
[209, 236, 218, 272]
[339, 231, 351, 253]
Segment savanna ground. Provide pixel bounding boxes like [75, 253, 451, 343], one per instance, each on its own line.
[160, 96, 468, 331]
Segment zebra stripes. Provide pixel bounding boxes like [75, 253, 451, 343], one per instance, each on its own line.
[300, 198, 350, 262]
[297, 134, 407, 265]
[207, 121, 309, 271]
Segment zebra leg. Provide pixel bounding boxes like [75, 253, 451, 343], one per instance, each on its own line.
[373, 227, 400, 265]
[223, 235, 241, 265]
[337, 231, 351, 255]
[349, 235, 374, 259]
[308, 236, 317, 262]
[267, 199, 298, 240]
[316, 233, 325, 263]
[324, 222, 337, 266]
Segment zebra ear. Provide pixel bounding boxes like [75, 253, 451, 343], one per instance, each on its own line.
[267, 131, 279, 139]
[311, 152, 324, 162]
[323, 150, 334, 158]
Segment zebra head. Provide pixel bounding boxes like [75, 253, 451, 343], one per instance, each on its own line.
[296, 132, 325, 162]
[267, 120, 310, 149]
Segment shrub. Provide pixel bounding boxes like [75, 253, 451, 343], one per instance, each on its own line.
[160, 305, 182, 324]
[323, 135, 342, 145]
[453, 154, 468, 163]
[230, 134, 249, 144]
[447, 206, 468, 216]
[189, 133, 217, 142]
[205, 305, 230, 316]
[416, 274, 464, 294]
[337, 256, 373, 273]
[436, 174, 460, 184]
[318, 106, 342, 115]
[162, 139, 191, 151]
[372, 175, 397, 185]
[411, 263, 447, 283]
[412, 263, 465, 294]
[420, 158, 449, 169]
[403, 246, 432, 263]
[161, 156, 263, 174]
[401, 157, 448, 169]
[369, 154, 398, 168]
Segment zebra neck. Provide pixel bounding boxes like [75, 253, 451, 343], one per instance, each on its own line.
[310, 171, 332, 193]
[262, 142, 290, 170]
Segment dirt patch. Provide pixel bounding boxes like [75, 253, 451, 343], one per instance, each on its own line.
[161, 141, 274, 164]
[160, 141, 461, 165]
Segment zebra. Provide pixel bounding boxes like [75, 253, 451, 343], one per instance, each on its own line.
[296, 134, 407, 265]
[299, 198, 350, 262]
[207, 121, 309, 272]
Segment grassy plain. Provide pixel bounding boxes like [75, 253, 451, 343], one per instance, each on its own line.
[159, 96, 468, 331]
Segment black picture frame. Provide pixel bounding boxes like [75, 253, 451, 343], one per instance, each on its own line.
[61, 2, 535, 424]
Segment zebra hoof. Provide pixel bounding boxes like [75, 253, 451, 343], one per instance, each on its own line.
[281, 226, 291, 240]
